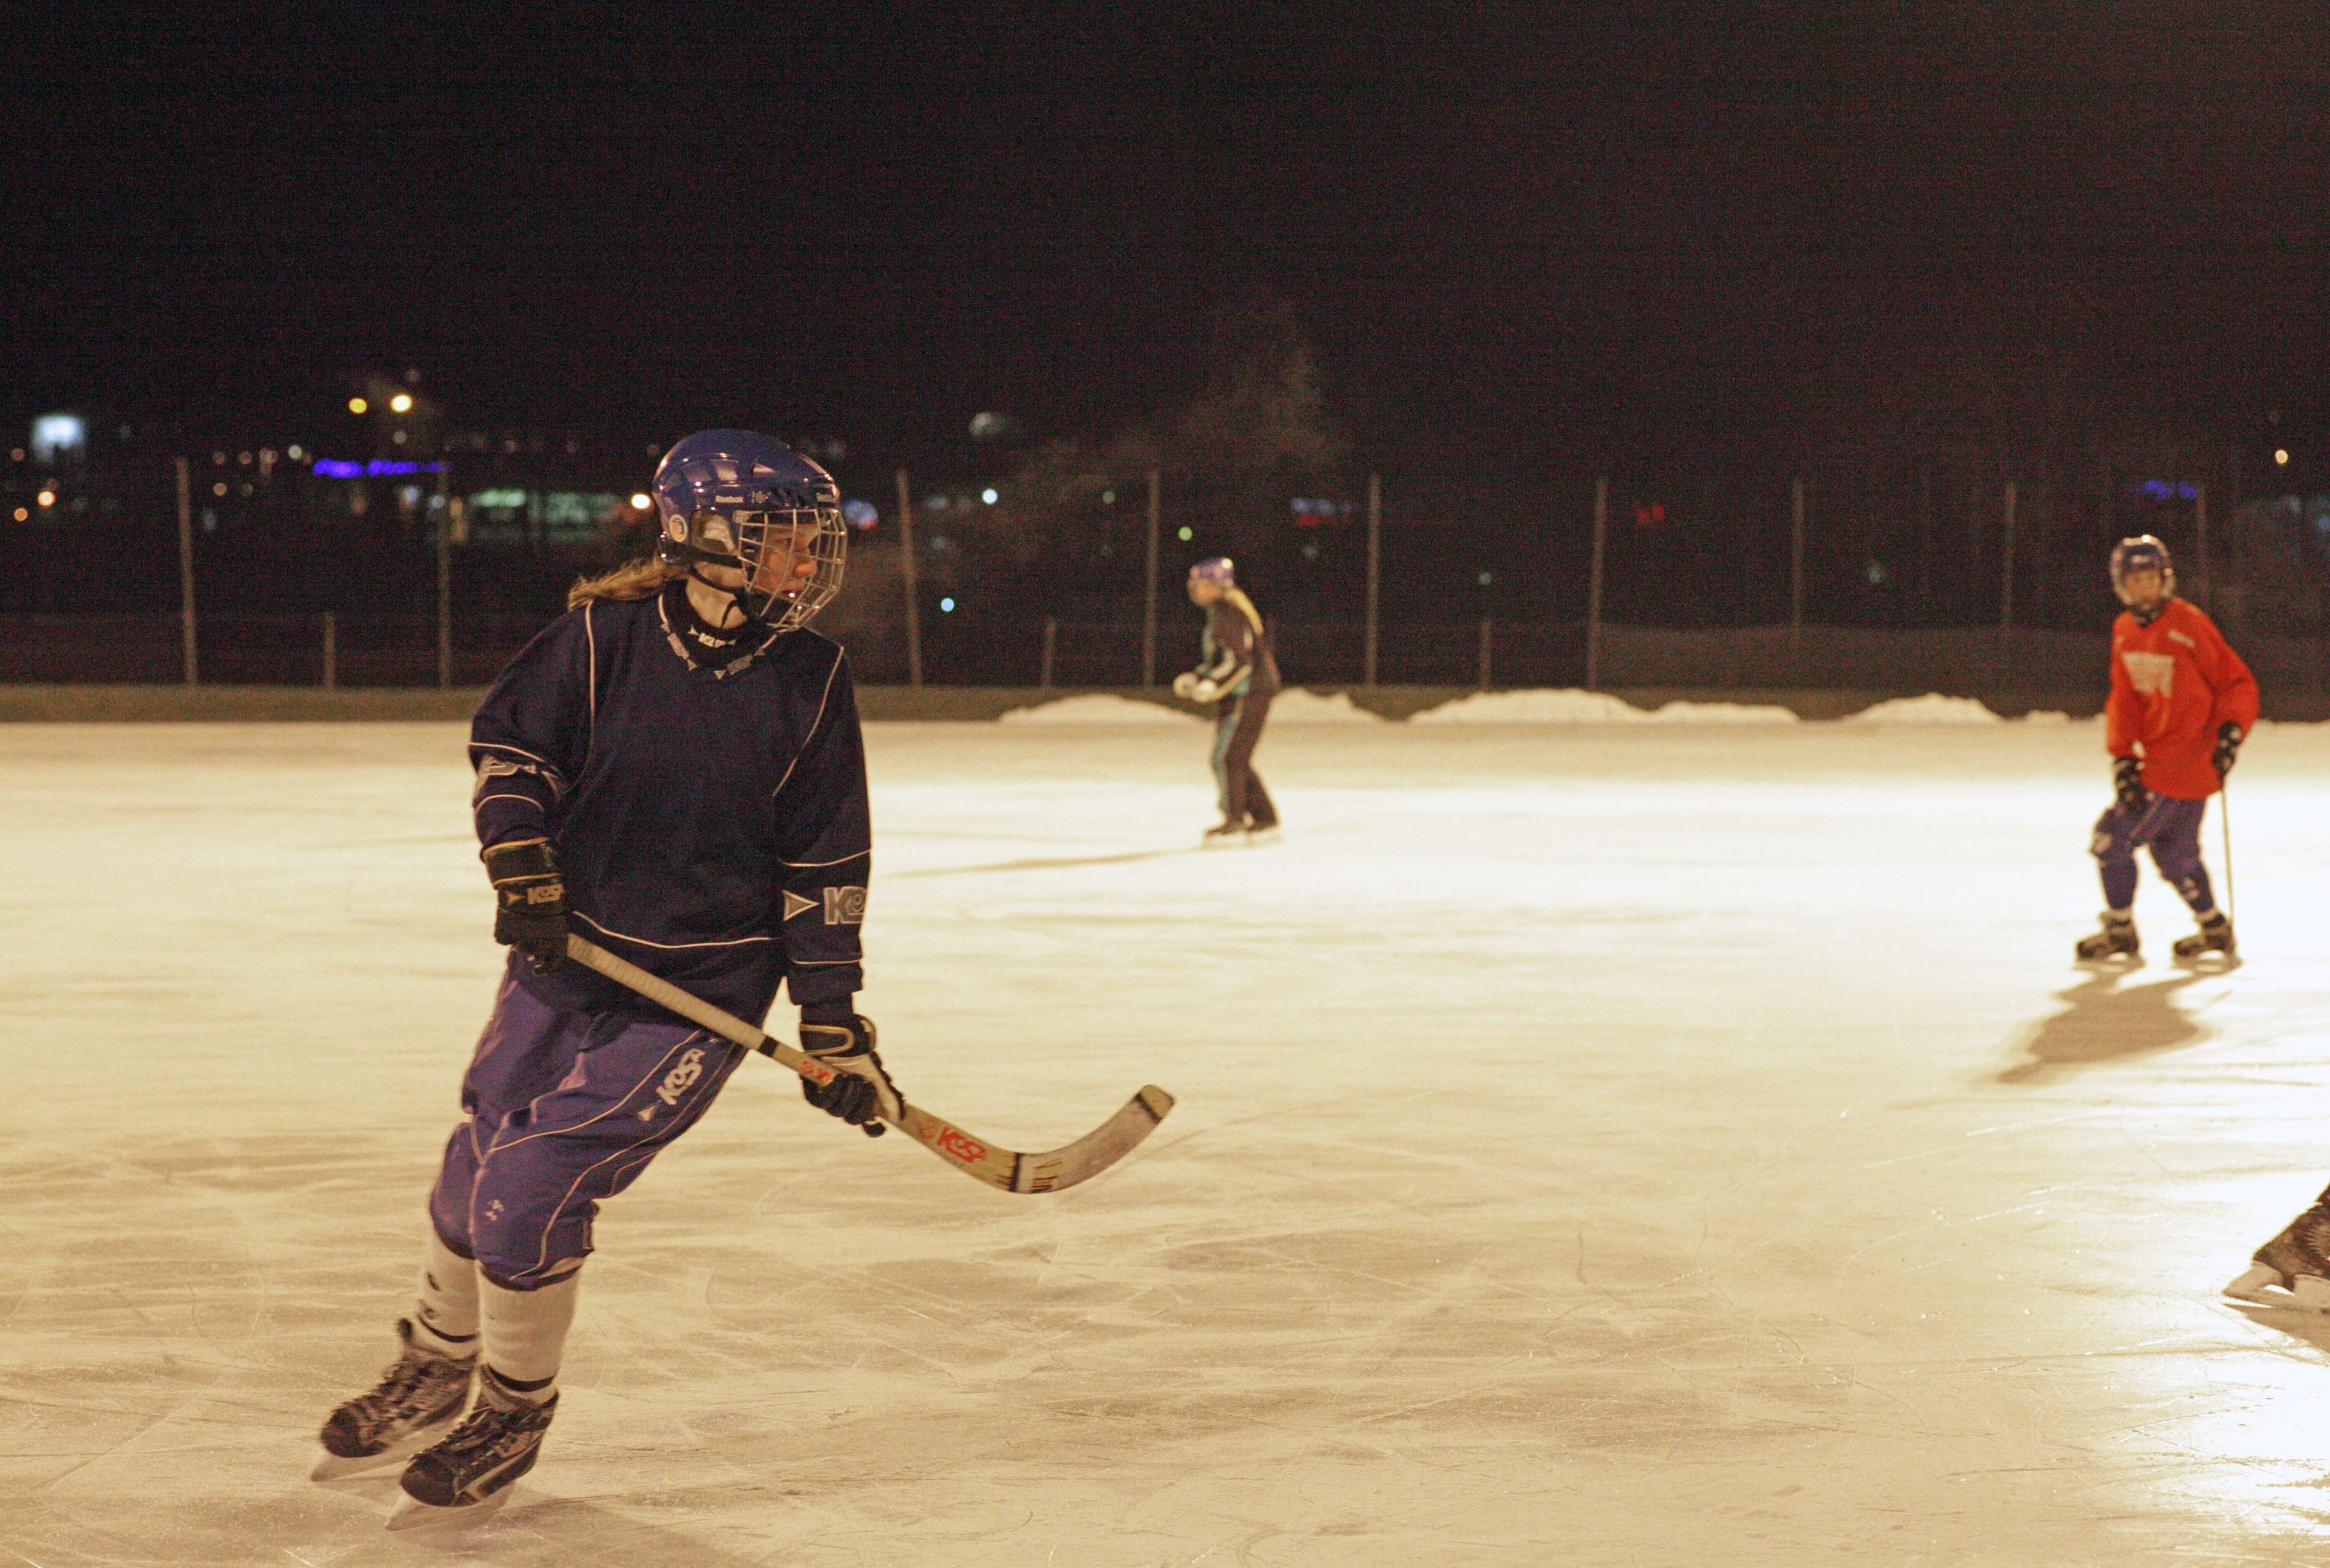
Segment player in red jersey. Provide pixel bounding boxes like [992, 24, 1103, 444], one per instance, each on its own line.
[2073, 534, 2257, 966]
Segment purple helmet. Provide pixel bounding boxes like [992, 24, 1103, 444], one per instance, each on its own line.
[2109, 534, 2175, 603]
[652, 430, 845, 631]
[1188, 555, 1236, 585]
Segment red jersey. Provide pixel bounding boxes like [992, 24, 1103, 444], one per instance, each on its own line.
[2104, 597, 2258, 800]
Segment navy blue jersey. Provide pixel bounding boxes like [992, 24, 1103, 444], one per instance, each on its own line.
[469, 588, 869, 1025]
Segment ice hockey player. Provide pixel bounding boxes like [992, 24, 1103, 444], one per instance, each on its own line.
[1171, 555, 1282, 845]
[2073, 534, 2257, 966]
[2227, 1191, 2330, 1310]
[314, 431, 898, 1524]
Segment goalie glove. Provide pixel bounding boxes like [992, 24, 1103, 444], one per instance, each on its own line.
[798, 1013, 901, 1136]
[482, 838, 568, 973]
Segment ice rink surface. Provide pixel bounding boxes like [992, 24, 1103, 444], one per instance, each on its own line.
[11, 714, 2330, 1566]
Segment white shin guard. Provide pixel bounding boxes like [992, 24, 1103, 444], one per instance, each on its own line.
[479, 1270, 581, 1403]
[411, 1229, 481, 1358]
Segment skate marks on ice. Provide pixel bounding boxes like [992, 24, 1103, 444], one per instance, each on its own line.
[1995, 970, 2226, 1085]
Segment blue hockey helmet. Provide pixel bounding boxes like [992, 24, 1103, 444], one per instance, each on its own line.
[1188, 555, 1236, 585]
[2109, 534, 2175, 606]
[653, 430, 846, 632]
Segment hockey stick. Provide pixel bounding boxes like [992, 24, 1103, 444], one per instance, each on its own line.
[2220, 780, 2236, 922]
[564, 934, 1174, 1193]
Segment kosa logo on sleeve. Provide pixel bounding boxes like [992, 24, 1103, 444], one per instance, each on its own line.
[823, 886, 868, 925]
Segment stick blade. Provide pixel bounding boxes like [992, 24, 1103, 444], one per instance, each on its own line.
[1010, 1085, 1175, 1194]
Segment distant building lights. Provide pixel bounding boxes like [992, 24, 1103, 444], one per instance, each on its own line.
[287, 444, 303, 461]
[237, 451, 252, 465]
[2276, 449, 2291, 465]
[1478, 571, 1493, 586]
[31, 414, 85, 464]
[390, 393, 414, 414]
[348, 397, 368, 414]
[1101, 489, 1116, 504]
[629, 492, 651, 510]
[312, 458, 446, 478]
[939, 597, 956, 612]
[842, 498, 878, 531]
[1177, 525, 1193, 541]
[10, 507, 25, 522]
[212, 482, 228, 497]
[981, 487, 998, 505]
[35, 489, 55, 508]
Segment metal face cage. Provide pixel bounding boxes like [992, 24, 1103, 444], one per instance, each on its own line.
[711, 505, 847, 633]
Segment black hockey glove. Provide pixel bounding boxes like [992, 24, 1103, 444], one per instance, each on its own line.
[2112, 756, 2147, 814]
[482, 838, 568, 973]
[2212, 721, 2244, 778]
[799, 1013, 901, 1137]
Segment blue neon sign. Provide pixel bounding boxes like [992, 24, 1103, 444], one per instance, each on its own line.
[313, 459, 446, 478]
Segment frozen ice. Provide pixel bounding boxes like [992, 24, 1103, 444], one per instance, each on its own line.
[1256, 687, 1383, 724]
[7, 717, 2330, 1564]
[1845, 693, 2004, 724]
[998, 693, 1200, 725]
[1414, 689, 1798, 724]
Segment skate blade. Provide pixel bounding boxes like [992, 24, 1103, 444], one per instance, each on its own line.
[1243, 829, 1281, 847]
[2223, 1265, 2330, 1310]
[386, 1485, 514, 1531]
[2073, 954, 2145, 973]
[2172, 952, 2242, 973]
[311, 1425, 449, 1482]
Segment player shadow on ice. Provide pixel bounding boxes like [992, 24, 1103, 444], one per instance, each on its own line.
[889, 847, 1189, 879]
[1995, 970, 2214, 1085]
[315, 1468, 771, 1561]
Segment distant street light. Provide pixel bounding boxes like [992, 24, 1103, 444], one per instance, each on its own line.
[630, 493, 652, 510]
[348, 397, 368, 414]
[35, 489, 55, 508]
[390, 393, 414, 414]
[981, 488, 998, 505]
[2275, 449, 2291, 466]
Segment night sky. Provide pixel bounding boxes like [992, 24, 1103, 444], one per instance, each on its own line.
[9, 5, 2326, 472]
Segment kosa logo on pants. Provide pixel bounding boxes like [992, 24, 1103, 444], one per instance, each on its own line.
[824, 886, 867, 925]
[654, 1047, 706, 1108]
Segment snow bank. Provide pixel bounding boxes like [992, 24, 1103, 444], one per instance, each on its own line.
[1844, 694, 2003, 725]
[999, 694, 1200, 725]
[1411, 689, 1797, 725]
[1267, 688, 1386, 724]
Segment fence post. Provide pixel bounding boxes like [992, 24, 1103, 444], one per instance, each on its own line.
[1142, 469, 1161, 687]
[1998, 478, 2018, 692]
[1587, 477, 1607, 691]
[1041, 616, 1057, 690]
[175, 455, 198, 685]
[895, 468, 922, 687]
[1364, 473, 1381, 688]
[1478, 615, 1493, 690]
[435, 462, 452, 690]
[321, 611, 337, 689]
[1790, 475, 1806, 685]
[2193, 478, 2212, 614]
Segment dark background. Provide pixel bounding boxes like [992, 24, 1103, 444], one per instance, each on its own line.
[5, 4, 2326, 666]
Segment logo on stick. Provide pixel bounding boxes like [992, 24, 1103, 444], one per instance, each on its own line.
[929, 1125, 987, 1163]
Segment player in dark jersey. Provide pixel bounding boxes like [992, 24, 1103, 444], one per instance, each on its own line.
[315, 431, 898, 1525]
[1172, 556, 1282, 845]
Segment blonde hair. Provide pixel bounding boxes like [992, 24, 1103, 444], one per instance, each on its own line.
[568, 555, 683, 610]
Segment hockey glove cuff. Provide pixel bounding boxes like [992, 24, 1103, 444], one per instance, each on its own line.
[2112, 756, 2147, 814]
[799, 1015, 901, 1136]
[1171, 672, 1199, 700]
[482, 838, 569, 973]
[2212, 721, 2244, 777]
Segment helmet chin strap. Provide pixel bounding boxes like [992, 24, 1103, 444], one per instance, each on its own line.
[682, 564, 757, 629]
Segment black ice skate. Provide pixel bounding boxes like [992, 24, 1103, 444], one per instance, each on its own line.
[2073, 913, 2139, 967]
[387, 1370, 557, 1528]
[2225, 1203, 2330, 1311]
[311, 1319, 475, 1480]
[2172, 911, 2236, 966]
